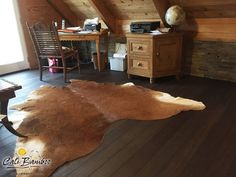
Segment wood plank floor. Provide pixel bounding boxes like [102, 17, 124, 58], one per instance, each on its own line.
[0, 65, 236, 177]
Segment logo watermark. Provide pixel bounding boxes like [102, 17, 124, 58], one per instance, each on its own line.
[2, 147, 51, 169]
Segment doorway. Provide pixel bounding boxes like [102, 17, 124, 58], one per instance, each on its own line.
[0, 0, 29, 75]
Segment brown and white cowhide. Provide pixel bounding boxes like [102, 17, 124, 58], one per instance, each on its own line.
[11, 80, 205, 177]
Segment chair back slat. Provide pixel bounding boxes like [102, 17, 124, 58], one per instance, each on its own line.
[27, 22, 62, 58]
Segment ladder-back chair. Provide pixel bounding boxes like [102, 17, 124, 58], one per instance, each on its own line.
[27, 22, 80, 82]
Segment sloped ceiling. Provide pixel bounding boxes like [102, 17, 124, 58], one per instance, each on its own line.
[63, 0, 160, 20]
[62, 0, 96, 20]
[53, 0, 236, 41]
[99, 0, 160, 19]
[63, 0, 236, 21]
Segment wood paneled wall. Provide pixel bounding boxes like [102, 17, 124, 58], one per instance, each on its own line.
[180, 18, 236, 42]
[170, 0, 236, 18]
[63, 0, 97, 20]
[169, 0, 236, 42]
[18, 0, 64, 69]
[48, 0, 79, 26]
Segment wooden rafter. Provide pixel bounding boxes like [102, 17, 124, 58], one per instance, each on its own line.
[48, 0, 78, 26]
[152, 0, 171, 27]
[87, 0, 116, 33]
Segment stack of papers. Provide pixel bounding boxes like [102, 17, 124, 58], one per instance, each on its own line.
[151, 28, 171, 35]
[58, 26, 82, 33]
[150, 30, 163, 35]
[78, 31, 92, 34]
[66, 27, 82, 31]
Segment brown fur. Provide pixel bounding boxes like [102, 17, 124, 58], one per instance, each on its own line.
[13, 80, 205, 176]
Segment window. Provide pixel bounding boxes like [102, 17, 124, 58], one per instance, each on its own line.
[0, 0, 28, 75]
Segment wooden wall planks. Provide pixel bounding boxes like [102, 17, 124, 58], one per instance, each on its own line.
[169, 0, 236, 41]
[102, 0, 160, 20]
[170, 0, 236, 7]
[18, 0, 64, 69]
[180, 18, 236, 42]
[48, 0, 79, 26]
[62, 0, 96, 20]
[183, 4, 236, 18]
[63, 0, 160, 20]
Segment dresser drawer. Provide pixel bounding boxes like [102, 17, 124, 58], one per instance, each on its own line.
[128, 57, 152, 77]
[129, 40, 151, 56]
[132, 59, 149, 70]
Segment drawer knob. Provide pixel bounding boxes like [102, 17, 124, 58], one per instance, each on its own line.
[138, 46, 143, 50]
[137, 62, 143, 67]
[157, 52, 160, 56]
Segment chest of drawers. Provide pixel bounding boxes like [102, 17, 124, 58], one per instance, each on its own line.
[126, 32, 183, 83]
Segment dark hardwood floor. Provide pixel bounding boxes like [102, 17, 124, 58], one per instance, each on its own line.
[1, 64, 236, 177]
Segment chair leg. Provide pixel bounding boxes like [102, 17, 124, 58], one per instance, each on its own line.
[62, 59, 67, 83]
[64, 70, 67, 83]
[76, 51, 80, 73]
[39, 66, 43, 81]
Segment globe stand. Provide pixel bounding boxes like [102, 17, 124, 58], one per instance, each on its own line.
[169, 25, 178, 33]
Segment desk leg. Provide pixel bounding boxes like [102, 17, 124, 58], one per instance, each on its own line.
[1, 117, 27, 137]
[104, 33, 109, 64]
[0, 100, 8, 128]
[96, 38, 101, 72]
[0, 100, 27, 138]
[0, 100, 8, 115]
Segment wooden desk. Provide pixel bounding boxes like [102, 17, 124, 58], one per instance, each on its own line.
[0, 79, 26, 137]
[59, 29, 109, 72]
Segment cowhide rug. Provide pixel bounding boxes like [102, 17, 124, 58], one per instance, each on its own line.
[9, 80, 205, 177]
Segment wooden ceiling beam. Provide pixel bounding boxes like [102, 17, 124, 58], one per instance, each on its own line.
[152, 0, 171, 27]
[87, 0, 116, 33]
[48, 0, 78, 26]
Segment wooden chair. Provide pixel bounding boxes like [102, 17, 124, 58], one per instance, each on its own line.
[27, 22, 80, 82]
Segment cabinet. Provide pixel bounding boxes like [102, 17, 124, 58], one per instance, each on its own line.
[126, 33, 183, 83]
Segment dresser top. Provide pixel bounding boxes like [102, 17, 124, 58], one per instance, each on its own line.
[126, 32, 182, 38]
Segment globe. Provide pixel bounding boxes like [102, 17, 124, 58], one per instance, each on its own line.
[165, 5, 186, 26]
